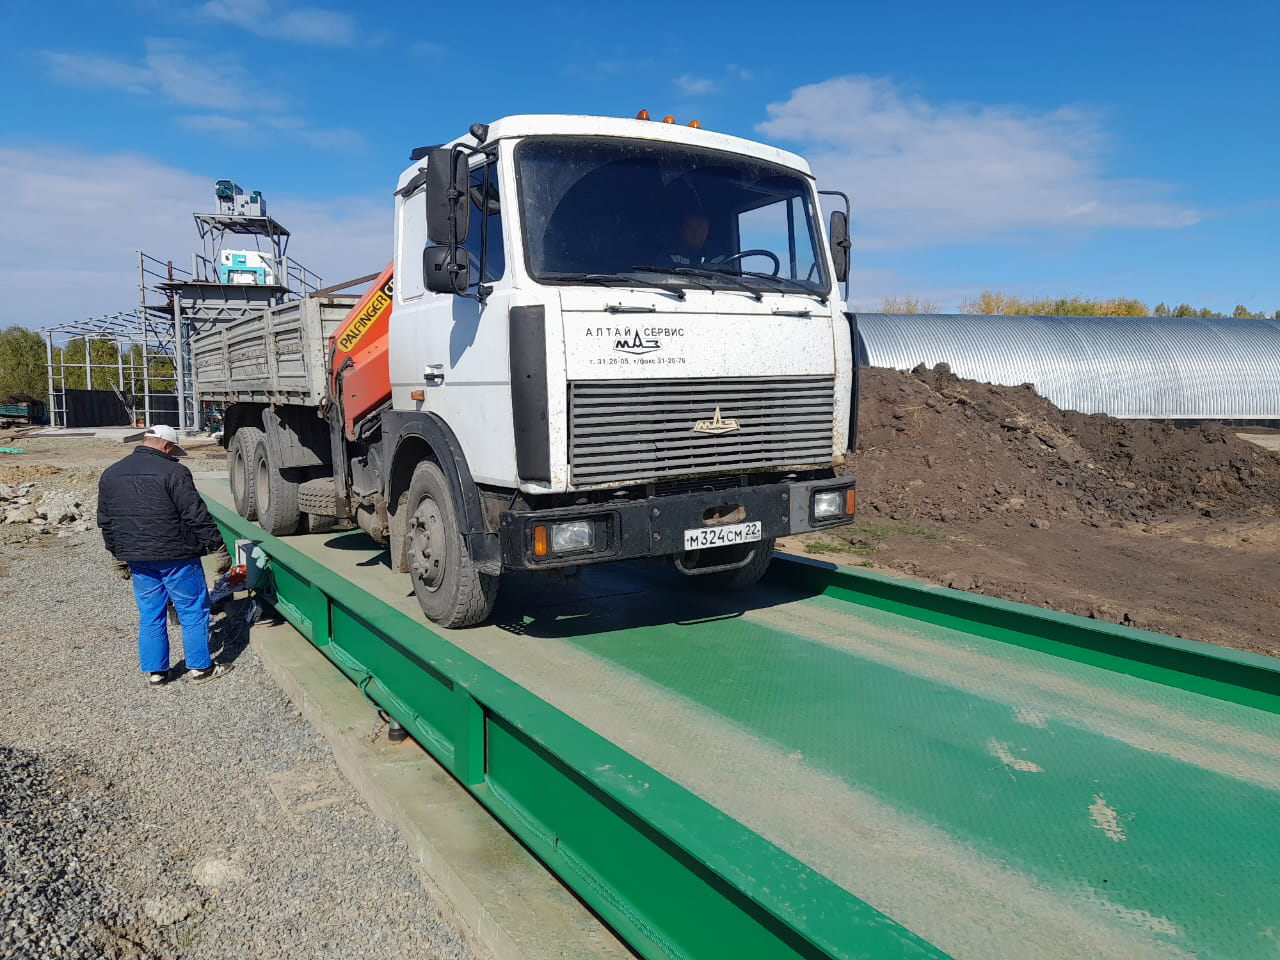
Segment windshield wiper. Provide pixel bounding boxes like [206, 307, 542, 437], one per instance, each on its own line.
[630, 265, 763, 301]
[543, 273, 686, 299]
[736, 270, 829, 305]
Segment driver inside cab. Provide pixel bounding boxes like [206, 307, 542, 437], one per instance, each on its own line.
[666, 211, 715, 267]
[658, 178, 727, 269]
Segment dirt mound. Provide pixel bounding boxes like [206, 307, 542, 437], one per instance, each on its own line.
[847, 365, 1280, 528]
[0, 463, 63, 484]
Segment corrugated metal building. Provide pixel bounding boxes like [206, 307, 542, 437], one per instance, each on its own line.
[855, 313, 1280, 420]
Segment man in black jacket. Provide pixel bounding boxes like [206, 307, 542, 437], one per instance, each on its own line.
[98, 425, 232, 686]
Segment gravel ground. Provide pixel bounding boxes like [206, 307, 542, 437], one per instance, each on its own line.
[0, 524, 474, 959]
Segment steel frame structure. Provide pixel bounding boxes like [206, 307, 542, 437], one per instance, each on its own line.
[190, 212, 321, 297]
[152, 214, 323, 432]
[45, 199, 324, 433]
[43, 306, 178, 429]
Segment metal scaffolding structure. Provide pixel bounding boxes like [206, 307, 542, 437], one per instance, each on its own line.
[154, 210, 322, 432]
[43, 307, 179, 429]
[44, 184, 323, 433]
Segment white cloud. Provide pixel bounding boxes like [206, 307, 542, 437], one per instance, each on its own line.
[759, 76, 1200, 250]
[675, 74, 717, 96]
[174, 113, 366, 151]
[262, 115, 365, 152]
[43, 52, 152, 95]
[177, 114, 256, 135]
[44, 40, 360, 151]
[201, 0, 357, 46]
[0, 144, 388, 328]
[43, 39, 276, 111]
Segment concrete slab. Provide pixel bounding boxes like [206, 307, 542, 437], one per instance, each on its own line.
[29, 426, 145, 440]
[1238, 432, 1280, 452]
[249, 617, 633, 960]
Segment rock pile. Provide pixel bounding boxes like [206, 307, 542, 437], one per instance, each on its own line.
[0, 482, 94, 535]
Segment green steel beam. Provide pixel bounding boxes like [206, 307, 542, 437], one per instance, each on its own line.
[766, 557, 1280, 715]
[206, 496, 947, 960]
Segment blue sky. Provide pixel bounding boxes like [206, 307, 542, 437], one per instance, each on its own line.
[2, 0, 1277, 322]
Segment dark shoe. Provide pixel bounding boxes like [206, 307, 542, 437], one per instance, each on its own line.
[185, 663, 233, 684]
[148, 671, 169, 686]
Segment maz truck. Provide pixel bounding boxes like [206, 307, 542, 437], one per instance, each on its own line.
[192, 113, 859, 627]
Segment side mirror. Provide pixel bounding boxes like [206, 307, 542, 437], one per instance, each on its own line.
[423, 245, 471, 295]
[425, 148, 470, 245]
[829, 210, 850, 283]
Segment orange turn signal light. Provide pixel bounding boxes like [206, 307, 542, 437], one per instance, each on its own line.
[409, 389, 425, 402]
[662, 115, 675, 124]
[636, 109, 650, 120]
[533, 524, 548, 557]
[688, 119, 701, 128]
[846, 488, 857, 516]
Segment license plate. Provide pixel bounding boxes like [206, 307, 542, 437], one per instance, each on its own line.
[683, 521, 762, 551]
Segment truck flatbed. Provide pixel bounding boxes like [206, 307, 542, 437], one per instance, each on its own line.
[199, 477, 1280, 959]
[192, 294, 359, 406]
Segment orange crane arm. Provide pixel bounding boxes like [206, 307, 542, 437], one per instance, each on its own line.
[328, 263, 394, 441]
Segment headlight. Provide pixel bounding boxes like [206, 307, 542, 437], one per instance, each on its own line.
[551, 520, 595, 554]
[812, 490, 843, 519]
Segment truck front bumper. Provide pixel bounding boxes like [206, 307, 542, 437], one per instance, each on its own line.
[497, 477, 856, 571]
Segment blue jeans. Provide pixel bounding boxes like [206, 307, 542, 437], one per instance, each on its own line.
[129, 559, 212, 673]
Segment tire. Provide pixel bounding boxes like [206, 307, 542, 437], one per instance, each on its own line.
[229, 427, 264, 520]
[404, 461, 497, 628]
[297, 477, 338, 516]
[252, 436, 300, 536]
[303, 513, 338, 534]
[690, 538, 776, 591]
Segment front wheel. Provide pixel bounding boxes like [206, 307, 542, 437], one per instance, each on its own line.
[686, 538, 775, 591]
[405, 462, 497, 628]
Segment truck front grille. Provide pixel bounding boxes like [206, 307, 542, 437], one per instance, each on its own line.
[568, 376, 834, 486]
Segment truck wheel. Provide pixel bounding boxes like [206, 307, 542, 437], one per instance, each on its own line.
[229, 427, 264, 520]
[691, 539, 776, 591]
[303, 513, 339, 534]
[252, 437, 300, 536]
[405, 462, 497, 628]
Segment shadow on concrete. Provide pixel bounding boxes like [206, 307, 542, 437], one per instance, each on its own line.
[313, 530, 827, 642]
[490, 559, 824, 641]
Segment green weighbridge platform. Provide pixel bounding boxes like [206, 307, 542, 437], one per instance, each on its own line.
[199, 478, 1280, 960]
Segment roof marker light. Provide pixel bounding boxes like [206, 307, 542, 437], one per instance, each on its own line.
[688, 119, 701, 128]
[636, 109, 651, 120]
[662, 115, 675, 124]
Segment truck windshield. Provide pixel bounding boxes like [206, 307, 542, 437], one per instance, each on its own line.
[516, 137, 829, 297]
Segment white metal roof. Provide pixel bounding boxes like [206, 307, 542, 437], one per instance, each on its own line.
[397, 114, 811, 192]
[857, 313, 1280, 420]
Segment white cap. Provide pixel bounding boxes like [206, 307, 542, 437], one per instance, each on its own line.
[144, 424, 184, 450]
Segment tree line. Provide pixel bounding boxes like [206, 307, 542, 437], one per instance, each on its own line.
[881, 293, 1280, 319]
[0, 325, 175, 404]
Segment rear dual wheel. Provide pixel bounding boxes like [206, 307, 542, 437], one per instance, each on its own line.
[228, 427, 264, 520]
[252, 437, 300, 536]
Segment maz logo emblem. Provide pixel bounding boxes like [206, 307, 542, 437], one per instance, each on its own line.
[693, 406, 741, 435]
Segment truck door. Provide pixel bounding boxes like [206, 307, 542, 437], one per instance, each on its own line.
[409, 157, 517, 486]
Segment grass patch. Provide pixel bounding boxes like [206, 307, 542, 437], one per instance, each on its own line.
[803, 539, 848, 555]
[833, 521, 942, 556]
[802, 522, 942, 560]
